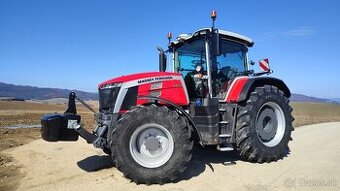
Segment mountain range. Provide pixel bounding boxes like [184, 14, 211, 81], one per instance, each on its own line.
[0, 82, 338, 103]
[0, 82, 97, 100]
[289, 93, 337, 103]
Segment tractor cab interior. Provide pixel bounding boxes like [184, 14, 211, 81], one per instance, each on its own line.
[174, 38, 208, 99]
[213, 40, 248, 99]
[172, 33, 249, 100]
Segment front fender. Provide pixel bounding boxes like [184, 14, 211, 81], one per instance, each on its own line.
[137, 95, 203, 146]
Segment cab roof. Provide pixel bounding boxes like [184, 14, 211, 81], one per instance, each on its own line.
[170, 28, 254, 48]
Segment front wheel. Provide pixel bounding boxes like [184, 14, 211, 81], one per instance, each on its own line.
[236, 85, 294, 163]
[110, 105, 193, 184]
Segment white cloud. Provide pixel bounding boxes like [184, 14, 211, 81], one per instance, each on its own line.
[281, 26, 316, 37]
[253, 26, 317, 42]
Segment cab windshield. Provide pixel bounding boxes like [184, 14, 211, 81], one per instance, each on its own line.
[174, 38, 206, 78]
[172, 37, 248, 99]
[173, 39, 207, 99]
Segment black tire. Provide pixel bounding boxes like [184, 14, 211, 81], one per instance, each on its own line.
[103, 147, 111, 155]
[236, 85, 294, 163]
[110, 105, 193, 184]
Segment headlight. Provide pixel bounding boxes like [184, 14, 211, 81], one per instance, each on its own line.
[101, 83, 122, 89]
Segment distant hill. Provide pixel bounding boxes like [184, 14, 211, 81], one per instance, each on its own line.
[329, 98, 340, 103]
[0, 82, 98, 100]
[290, 93, 338, 104]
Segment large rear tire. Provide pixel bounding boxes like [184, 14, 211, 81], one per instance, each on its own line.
[110, 105, 193, 184]
[236, 85, 293, 163]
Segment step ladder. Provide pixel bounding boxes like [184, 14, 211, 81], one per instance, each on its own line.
[217, 144, 234, 151]
[217, 120, 234, 151]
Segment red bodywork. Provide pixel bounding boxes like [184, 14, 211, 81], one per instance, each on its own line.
[99, 72, 250, 110]
[99, 72, 178, 87]
[137, 79, 189, 105]
[224, 76, 249, 102]
[99, 72, 189, 108]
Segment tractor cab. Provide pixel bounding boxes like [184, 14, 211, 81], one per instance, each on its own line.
[158, 26, 257, 146]
[167, 28, 254, 101]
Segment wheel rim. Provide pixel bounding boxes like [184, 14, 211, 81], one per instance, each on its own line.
[255, 102, 286, 147]
[129, 123, 174, 168]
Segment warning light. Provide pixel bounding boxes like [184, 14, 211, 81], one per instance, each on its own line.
[211, 10, 217, 21]
[167, 32, 172, 40]
[167, 32, 172, 44]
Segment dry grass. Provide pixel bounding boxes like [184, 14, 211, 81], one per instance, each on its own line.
[291, 102, 340, 127]
[1, 101, 340, 129]
[0, 101, 96, 129]
[0, 101, 97, 152]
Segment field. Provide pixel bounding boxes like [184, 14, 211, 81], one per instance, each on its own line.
[0, 100, 96, 128]
[1, 101, 340, 127]
[291, 102, 340, 127]
[0, 101, 98, 190]
[1, 100, 340, 190]
[1, 100, 340, 151]
[0, 101, 96, 151]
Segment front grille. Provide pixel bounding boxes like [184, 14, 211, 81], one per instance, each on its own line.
[99, 87, 120, 110]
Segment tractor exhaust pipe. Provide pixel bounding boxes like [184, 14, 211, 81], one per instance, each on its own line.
[157, 46, 167, 72]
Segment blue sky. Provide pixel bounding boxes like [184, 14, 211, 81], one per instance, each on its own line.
[0, 0, 339, 98]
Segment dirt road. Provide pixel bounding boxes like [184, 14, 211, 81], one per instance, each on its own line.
[3, 122, 340, 191]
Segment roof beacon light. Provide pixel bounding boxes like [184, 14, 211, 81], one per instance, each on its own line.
[211, 10, 217, 21]
[211, 10, 217, 29]
[167, 32, 172, 44]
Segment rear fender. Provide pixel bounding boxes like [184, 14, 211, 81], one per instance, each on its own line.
[238, 77, 291, 102]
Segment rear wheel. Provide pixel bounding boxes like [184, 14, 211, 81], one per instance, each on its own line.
[236, 85, 293, 163]
[110, 105, 193, 184]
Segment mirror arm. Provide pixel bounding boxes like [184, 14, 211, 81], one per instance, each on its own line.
[252, 70, 273, 77]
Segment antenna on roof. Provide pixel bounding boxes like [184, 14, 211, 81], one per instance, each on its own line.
[211, 10, 217, 29]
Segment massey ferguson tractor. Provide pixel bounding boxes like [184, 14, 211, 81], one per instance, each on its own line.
[41, 11, 293, 184]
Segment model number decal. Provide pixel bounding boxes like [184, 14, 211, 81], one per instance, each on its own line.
[67, 120, 78, 129]
[138, 76, 173, 84]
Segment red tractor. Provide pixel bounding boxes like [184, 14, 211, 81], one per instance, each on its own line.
[41, 11, 293, 184]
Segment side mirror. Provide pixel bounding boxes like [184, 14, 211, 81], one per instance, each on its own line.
[157, 47, 167, 72]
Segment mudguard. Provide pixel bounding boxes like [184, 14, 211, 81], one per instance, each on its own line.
[238, 77, 291, 102]
[138, 95, 204, 145]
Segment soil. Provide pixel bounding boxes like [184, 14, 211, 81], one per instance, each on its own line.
[1, 100, 340, 190]
[0, 128, 41, 191]
[0, 128, 41, 152]
[1, 123, 340, 191]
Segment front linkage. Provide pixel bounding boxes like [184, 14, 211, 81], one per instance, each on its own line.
[41, 92, 114, 153]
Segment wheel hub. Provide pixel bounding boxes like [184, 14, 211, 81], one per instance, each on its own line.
[255, 102, 286, 147]
[144, 136, 161, 152]
[256, 107, 278, 141]
[129, 124, 174, 168]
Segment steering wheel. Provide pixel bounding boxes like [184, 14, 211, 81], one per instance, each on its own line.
[191, 60, 206, 66]
[219, 66, 230, 78]
[219, 67, 238, 79]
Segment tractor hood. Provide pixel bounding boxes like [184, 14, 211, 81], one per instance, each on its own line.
[98, 72, 182, 88]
